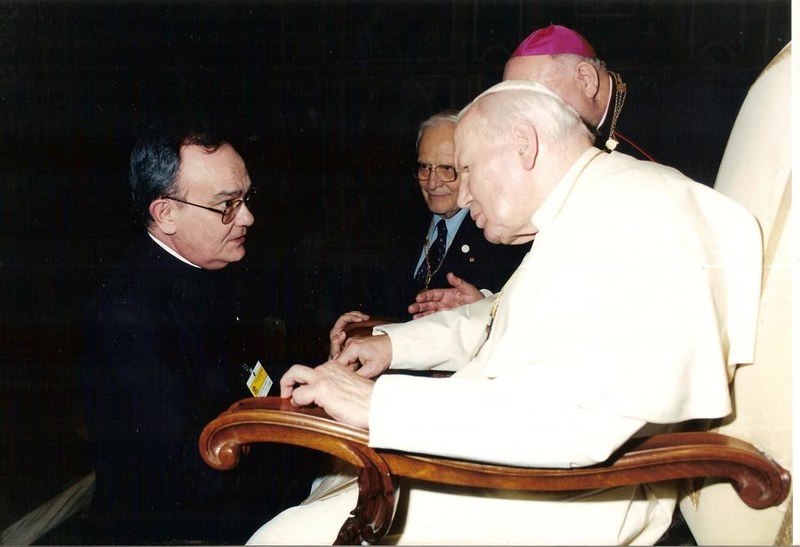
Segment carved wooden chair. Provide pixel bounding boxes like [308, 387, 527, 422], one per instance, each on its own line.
[200, 44, 792, 545]
[201, 395, 789, 545]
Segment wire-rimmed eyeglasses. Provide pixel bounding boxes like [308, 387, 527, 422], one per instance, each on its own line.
[165, 188, 255, 224]
[413, 162, 459, 183]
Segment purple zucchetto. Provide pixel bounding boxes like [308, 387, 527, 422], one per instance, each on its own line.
[511, 24, 596, 58]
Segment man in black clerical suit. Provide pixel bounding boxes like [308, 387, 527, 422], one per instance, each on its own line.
[79, 119, 314, 544]
[328, 111, 529, 357]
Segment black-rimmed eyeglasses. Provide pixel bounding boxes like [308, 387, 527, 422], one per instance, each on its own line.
[413, 162, 459, 183]
[165, 188, 255, 224]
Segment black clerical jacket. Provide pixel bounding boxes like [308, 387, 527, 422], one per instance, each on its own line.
[80, 234, 311, 544]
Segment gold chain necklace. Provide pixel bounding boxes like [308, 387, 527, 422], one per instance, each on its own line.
[604, 71, 627, 152]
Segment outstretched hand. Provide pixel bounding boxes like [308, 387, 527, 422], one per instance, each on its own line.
[408, 272, 485, 319]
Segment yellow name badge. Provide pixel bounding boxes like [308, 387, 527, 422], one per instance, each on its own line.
[246, 361, 273, 397]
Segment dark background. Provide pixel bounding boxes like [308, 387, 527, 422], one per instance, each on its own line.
[0, 0, 791, 533]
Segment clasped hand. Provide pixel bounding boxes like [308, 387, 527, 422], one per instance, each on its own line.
[307, 272, 483, 428]
[281, 334, 392, 429]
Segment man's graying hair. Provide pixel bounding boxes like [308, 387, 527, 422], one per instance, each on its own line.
[128, 118, 227, 228]
[415, 109, 459, 152]
[458, 80, 592, 148]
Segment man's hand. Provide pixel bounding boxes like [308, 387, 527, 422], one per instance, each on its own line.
[280, 362, 374, 429]
[328, 310, 370, 359]
[334, 333, 392, 379]
[408, 272, 485, 319]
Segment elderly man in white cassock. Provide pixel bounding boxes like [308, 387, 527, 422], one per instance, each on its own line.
[409, 23, 656, 319]
[247, 80, 762, 545]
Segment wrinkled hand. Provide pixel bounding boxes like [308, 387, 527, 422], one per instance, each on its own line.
[328, 310, 370, 359]
[334, 333, 392, 379]
[408, 272, 485, 319]
[280, 361, 374, 429]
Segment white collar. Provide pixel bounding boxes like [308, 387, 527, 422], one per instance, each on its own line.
[530, 148, 603, 234]
[595, 73, 614, 131]
[147, 231, 201, 268]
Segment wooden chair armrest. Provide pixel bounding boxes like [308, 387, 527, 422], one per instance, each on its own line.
[199, 396, 791, 545]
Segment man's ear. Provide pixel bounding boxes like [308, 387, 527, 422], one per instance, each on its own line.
[512, 121, 539, 170]
[149, 199, 178, 235]
[575, 61, 601, 100]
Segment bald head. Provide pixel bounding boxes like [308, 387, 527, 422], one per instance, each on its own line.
[503, 53, 610, 129]
[503, 25, 611, 129]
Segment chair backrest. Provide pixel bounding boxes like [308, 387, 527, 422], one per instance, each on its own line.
[679, 42, 792, 545]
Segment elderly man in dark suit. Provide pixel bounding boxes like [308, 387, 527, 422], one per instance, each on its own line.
[79, 119, 314, 544]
